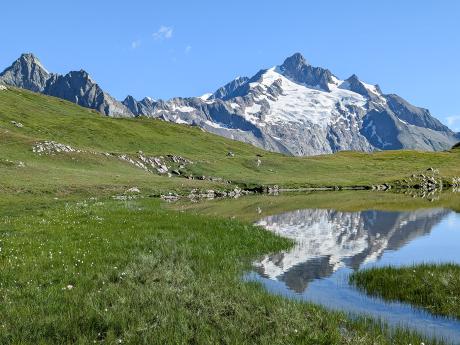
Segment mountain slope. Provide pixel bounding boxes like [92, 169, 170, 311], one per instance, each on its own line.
[1, 87, 460, 196]
[1, 53, 458, 156]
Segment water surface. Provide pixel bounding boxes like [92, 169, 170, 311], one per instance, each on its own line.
[249, 206, 460, 343]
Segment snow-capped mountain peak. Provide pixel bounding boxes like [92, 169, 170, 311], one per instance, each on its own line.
[279, 53, 335, 92]
[239, 66, 366, 128]
[338, 74, 383, 101]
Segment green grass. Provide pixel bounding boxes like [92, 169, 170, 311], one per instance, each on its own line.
[1, 87, 460, 197]
[350, 264, 460, 320]
[0, 196, 448, 344]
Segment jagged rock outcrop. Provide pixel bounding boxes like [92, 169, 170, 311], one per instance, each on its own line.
[44, 70, 132, 117]
[1, 52, 458, 155]
[339, 74, 382, 101]
[210, 76, 250, 100]
[278, 52, 335, 91]
[0, 53, 51, 92]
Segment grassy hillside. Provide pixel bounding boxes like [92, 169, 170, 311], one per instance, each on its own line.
[1, 87, 460, 196]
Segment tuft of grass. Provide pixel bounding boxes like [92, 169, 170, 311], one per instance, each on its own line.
[350, 263, 460, 320]
[0, 196, 447, 344]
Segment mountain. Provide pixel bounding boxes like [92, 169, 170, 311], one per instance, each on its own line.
[0, 53, 51, 92]
[0, 54, 131, 117]
[209, 76, 250, 100]
[44, 70, 132, 116]
[1, 52, 458, 156]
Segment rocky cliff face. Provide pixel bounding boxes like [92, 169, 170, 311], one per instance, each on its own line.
[1, 52, 458, 155]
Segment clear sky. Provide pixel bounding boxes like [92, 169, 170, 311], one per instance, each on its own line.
[1, 0, 459, 130]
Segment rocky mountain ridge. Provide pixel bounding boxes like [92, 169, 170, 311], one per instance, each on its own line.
[1, 52, 458, 155]
[0, 53, 132, 116]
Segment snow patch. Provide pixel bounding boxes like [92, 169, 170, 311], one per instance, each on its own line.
[361, 81, 381, 96]
[175, 118, 190, 125]
[245, 103, 261, 114]
[171, 105, 196, 113]
[243, 67, 366, 128]
[199, 93, 212, 101]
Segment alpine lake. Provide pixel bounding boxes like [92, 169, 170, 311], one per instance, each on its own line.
[174, 190, 460, 344]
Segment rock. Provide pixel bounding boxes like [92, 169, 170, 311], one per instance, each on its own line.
[11, 121, 23, 128]
[119, 152, 192, 176]
[160, 193, 179, 202]
[205, 190, 215, 199]
[32, 141, 80, 155]
[267, 185, 280, 194]
[126, 187, 140, 194]
[167, 155, 193, 164]
[215, 190, 228, 197]
[112, 195, 136, 201]
[0, 84, 7, 91]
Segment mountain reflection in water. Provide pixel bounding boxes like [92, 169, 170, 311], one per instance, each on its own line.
[254, 208, 449, 293]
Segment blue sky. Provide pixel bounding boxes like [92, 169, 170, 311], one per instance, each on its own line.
[1, 0, 459, 129]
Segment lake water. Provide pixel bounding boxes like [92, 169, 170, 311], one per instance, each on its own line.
[249, 207, 460, 343]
